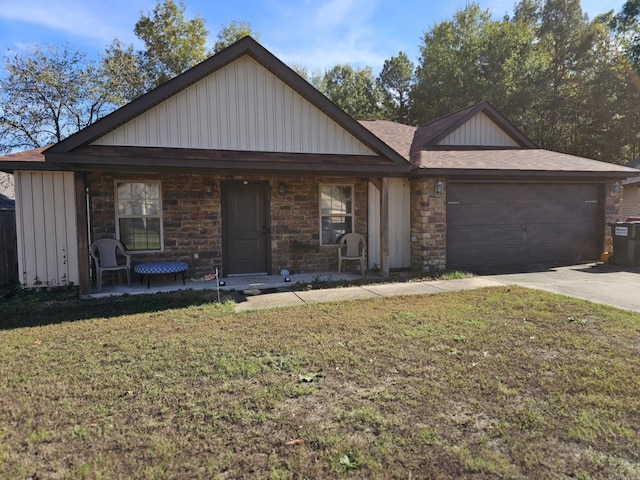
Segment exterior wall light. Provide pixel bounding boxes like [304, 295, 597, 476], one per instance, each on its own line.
[278, 183, 286, 198]
[435, 180, 444, 197]
[203, 183, 213, 195]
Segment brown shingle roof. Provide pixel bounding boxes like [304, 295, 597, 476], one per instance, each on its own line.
[0, 147, 58, 173]
[413, 149, 640, 178]
[358, 120, 416, 161]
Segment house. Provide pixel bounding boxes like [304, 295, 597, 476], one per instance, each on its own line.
[0, 37, 637, 295]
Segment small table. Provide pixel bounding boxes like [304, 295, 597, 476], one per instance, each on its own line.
[134, 261, 189, 288]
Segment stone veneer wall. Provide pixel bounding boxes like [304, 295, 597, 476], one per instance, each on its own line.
[410, 177, 446, 272]
[90, 173, 368, 278]
[604, 180, 624, 252]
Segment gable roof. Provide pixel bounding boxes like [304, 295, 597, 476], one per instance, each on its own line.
[44, 37, 409, 175]
[411, 101, 536, 153]
[408, 101, 638, 180]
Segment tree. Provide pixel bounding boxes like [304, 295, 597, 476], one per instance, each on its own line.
[411, 4, 508, 123]
[598, 0, 640, 73]
[213, 20, 259, 53]
[0, 44, 116, 154]
[320, 64, 383, 119]
[410, 0, 633, 163]
[134, 0, 208, 89]
[101, 6, 258, 104]
[100, 39, 147, 105]
[377, 52, 414, 123]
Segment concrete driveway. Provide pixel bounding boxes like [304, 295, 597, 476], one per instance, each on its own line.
[234, 263, 640, 312]
[487, 263, 640, 313]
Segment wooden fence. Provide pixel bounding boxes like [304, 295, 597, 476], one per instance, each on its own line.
[0, 210, 19, 286]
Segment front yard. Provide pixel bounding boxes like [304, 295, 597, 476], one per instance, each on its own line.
[1, 287, 639, 479]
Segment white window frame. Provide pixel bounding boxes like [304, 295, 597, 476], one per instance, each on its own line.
[114, 180, 164, 253]
[319, 183, 354, 246]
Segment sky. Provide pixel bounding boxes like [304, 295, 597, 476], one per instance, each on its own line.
[0, 0, 627, 74]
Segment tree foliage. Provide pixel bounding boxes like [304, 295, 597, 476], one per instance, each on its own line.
[319, 64, 383, 119]
[411, 0, 638, 163]
[133, 0, 208, 89]
[213, 20, 259, 53]
[378, 52, 414, 123]
[0, 44, 116, 154]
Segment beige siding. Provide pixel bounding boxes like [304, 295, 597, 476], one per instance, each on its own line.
[93, 56, 375, 156]
[622, 184, 640, 219]
[368, 178, 410, 269]
[14, 171, 79, 288]
[437, 112, 519, 147]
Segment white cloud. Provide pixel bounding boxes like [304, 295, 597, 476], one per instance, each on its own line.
[260, 0, 390, 72]
[0, 0, 150, 46]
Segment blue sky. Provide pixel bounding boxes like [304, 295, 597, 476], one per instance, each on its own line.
[0, 0, 626, 74]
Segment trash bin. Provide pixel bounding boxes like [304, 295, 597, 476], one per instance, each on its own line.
[611, 222, 640, 266]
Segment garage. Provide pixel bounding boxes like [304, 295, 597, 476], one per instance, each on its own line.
[447, 182, 603, 272]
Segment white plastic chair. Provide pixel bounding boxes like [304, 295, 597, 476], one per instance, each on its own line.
[90, 239, 131, 291]
[338, 233, 366, 276]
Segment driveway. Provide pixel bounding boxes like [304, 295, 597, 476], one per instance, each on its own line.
[488, 263, 640, 313]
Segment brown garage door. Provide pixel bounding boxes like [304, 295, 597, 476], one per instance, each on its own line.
[447, 182, 602, 272]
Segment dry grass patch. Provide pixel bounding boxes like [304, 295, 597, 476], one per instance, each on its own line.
[0, 286, 639, 479]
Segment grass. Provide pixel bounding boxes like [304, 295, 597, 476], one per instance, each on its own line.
[1, 286, 639, 479]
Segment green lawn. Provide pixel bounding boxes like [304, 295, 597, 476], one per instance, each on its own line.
[1, 286, 639, 479]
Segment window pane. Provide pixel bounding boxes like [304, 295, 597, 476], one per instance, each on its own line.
[320, 185, 353, 215]
[145, 184, 160, 215]
[119, 218, 161, 251]
[321, 216, 353, 244]
[320, 186, 332, 215]
[117, 183, 132, 215]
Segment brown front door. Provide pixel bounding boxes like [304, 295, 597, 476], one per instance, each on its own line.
[222, 181, 270, 275]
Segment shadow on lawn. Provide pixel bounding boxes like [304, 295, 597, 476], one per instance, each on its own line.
[0, 287, 231, 330]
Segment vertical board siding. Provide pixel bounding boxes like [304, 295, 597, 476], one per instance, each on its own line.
[93, 56, 375, 156]
[368, 178, 411, 269]
[622, 185, 640, 220]
[14, 171, 79, 288]
[438, 112, 520, 147]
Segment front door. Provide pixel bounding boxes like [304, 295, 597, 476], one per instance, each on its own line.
[222, 181, 270, 275]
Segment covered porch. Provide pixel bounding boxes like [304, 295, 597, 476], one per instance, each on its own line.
[86, 270, 368, 299]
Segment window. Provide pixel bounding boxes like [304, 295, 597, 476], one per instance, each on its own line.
[115, 181, 162, 251]
[320, 184, 353, 245]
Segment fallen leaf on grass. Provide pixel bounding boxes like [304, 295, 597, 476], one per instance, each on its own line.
[33, 339, 42, 345]
[286, 437, 304, 446]
[298, 373, 323, 382]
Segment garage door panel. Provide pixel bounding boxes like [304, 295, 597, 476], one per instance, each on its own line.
[448, 224, 523, 244]
[447, 183, 601, 271]
[448, 245, 525, 268]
